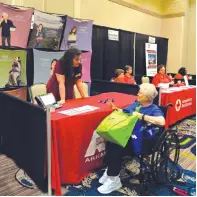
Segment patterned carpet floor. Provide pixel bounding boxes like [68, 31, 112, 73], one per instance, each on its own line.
[0, 116, 196, 196]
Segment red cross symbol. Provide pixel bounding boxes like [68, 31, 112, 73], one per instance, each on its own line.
[175, 99, 181, 111]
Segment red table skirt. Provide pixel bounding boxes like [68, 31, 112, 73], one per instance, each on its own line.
[50, 92, 137, 195]
[160, 87, 196, 128]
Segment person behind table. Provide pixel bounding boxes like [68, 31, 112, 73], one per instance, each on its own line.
[50, 59, 57, 76]
[97, 83, 165, 194]
[111, 69, 125, 83]
[0, 12, 16, 47]
[7, 56, 22, 86]
[124, 65, 136, 84]
[152, 64, 173, 87]
[46, 48, 86, 104]
[174, 67, 189, 79]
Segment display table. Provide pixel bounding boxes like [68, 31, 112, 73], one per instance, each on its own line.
[3, 87, 27, 101]
[50, 92, 137, 195]
[160, 86, 196, 128]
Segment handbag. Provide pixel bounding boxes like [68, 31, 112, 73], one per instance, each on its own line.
[96, 106, 141, 147]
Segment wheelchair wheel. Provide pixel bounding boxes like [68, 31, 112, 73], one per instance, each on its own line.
[151, 129, 180, 184]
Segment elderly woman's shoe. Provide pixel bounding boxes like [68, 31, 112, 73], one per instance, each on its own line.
[99, 169, 108, 184]
[97, 176, 122, 194]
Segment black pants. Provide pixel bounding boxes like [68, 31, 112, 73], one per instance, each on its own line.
[105, 139, 133, 176]
[2, 36, 11, 47]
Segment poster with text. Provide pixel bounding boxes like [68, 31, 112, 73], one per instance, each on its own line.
[28, 10, 66, 50]
[33, 49, 64, 84]
[61, 16, 93, 51]
[81, 52, 91, 82]
[0, 49, 27, 88]
[145, 43, 157, 76]
[0, 4, 33, 48]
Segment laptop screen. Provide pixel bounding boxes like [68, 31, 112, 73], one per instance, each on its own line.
[39, 93, 56, 106]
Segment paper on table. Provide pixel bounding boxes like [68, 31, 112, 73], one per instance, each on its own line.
[58, 105, 99, 116]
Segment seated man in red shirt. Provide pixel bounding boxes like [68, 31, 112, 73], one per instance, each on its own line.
[111, 69, 125, 83]
[152, 65, 173, 87]
[124, 65, 136, 84]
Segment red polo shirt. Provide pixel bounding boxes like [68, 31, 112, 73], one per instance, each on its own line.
[124, 75, 136, 84]
[152, 73, 172, 87]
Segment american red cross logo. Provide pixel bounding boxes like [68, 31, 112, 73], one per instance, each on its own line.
[175, 99, 182, 111]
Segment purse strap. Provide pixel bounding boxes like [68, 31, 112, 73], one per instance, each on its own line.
[135, 106, 141, 112]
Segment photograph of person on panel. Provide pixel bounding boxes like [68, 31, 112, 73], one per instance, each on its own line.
[5, 56, 22, 87]
[50, 59, 57, 76]
[152, 64, 174, 87]
[0, 12, 16, 47]
[33, 23, 45, 48]
[124, 65, 136, 84]
[46, 48, 86, 104]
[67, 26, 77, 49]
[97, 83, 165, 194]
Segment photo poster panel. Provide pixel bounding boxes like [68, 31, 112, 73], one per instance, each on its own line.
[33, 50, 92, 84]
[33, 49, 64, 84]
[145, 43, 157, 77]
[0, 4, 33, 48]
[28, 10, 66, 50]
[81, 52, 92, 82]
[0, 49, 27, 88]
[60, 16, 93, 51]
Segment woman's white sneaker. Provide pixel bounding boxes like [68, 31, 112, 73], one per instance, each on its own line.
[99, 169, 108, 184]
[97, 177, 122, 194]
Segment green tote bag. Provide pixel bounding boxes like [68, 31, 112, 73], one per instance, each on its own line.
[96, 106, 141, 147]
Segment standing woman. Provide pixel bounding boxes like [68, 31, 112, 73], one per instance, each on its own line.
[152, 65, 173, 87]
[46, 48, 86, 104]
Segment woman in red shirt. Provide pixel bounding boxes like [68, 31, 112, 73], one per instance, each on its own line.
[174, 67, 189, 79]
[46, 48, 86, 104]
[152, 65, 172, 87]
[124, 65, 136, 84]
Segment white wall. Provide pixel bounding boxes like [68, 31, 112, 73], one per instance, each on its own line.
[161, 17, 184, 73]
[81, 0, 162, 36]
[186, 0, 196, 74]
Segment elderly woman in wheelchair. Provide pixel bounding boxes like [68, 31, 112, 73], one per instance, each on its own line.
[97, 83, 180, 194]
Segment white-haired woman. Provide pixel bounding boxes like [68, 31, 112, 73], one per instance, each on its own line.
[97, 83, 165, 194]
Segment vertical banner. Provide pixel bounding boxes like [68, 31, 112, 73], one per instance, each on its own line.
[81, 52, 92, 82]
[33, 49, 64, 84]
[0, 4, 33, 48]
[28, 10, 66, 50]
[0, 49, 27, 88]
[61, 16, 93, 51]
[145, 43, 157, 76]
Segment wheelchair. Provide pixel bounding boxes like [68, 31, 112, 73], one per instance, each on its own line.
[121, 103, 180, 195]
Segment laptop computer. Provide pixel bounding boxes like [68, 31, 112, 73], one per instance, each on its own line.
[35, 93, 62, 109]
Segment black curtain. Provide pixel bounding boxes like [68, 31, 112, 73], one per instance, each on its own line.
[135, 33, 168, 76]
[103, 30, 120, 80]
[157, 37, 168, 66]
[135, 33, 148, 76]
[0, 91, 47, 191]
[26, 48, 34, 86]
[119, 31, 134, 69]
[91, 26, 107, 80]
[91, 25, 134, 81]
